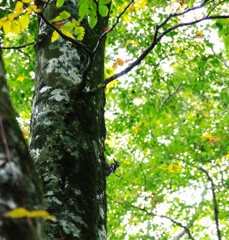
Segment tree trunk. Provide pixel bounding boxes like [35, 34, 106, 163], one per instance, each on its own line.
[30, 2, 108, 239]
[0, 47, 45, 239]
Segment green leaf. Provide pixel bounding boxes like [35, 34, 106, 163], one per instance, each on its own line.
[99, 4, 109, 17]
[62, 22, 75, 32]
[79, 2, 89, 19]
[56, 0, 65, 8]
[51, 11, 71, 22]
[74, 26, 85, 41]
[88, 11, 97, 28]
[99, 0, 111, 4]
[223, 35, 229, 49]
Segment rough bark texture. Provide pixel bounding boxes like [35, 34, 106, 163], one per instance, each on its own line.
[30, 1, 108, 239]
[0, 47, 45, 239]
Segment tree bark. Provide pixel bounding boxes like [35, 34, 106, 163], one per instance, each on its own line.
[30, 1, 108, 239]
[0, 46, 45, 239]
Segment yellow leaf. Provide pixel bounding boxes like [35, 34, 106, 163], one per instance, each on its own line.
[3, 21, 11, 34]
[116, 58, 124, 66]
[5, 208, 57, 222]
[26, 7, 32, 15]
[133, 127, 138, 133]
[27, 5, 40, 14]
[158, 164, 168, 170]
[0, 17, 7, 28]
[11, 20, 20, 34]
[31, 5, 41, 13]
[201, 132, 212, 140]
[19, 15, 29, 30]
[197, 31, 203, 37]
[29, 210, 57, 222]
[125, 39, 139, 47]
[61, 29, 74, 39]
[22, 0, 34, 2]
[15, 1, 24, 15]
[129, 5, 135, 13]
[124, 15, 128, 23]
[135, 0, 147, 10]
[0, 16, 7, 22]
[51, 30, 59, 42]
[106, 79, 118, 93]
[225, 154, 229, 159]
[168, 164, 181, 173]
[22, 128, 28, 139]
[17, 75, 25, 82]
[8, 13, 17, 21]
[72, 20, 80, 26]
[105, 139, 112, 146]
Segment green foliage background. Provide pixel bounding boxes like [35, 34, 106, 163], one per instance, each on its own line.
[1, 0, 229, 239]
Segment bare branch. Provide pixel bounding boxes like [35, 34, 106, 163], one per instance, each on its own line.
[160, 84, 182, 108]
[93, 0, 134, 54]
[130, 205, 195, 240]
[192, 165, 221, 240]
[174, 157, 221, 240]
[210, 46, 229, 68]
[0, 42, 34, 50]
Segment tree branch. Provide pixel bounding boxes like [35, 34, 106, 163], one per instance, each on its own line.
[174, 157, 221, 240]
[160, 84, 182, 108]
[130, 205, 195, 240]
[37, 12, 93, 56]
[79, 0, 134, 91]
[89, 1, 229, 96]
[0, 42, 34, 50]
[192, 165, 221, 240]
[93, 0, 134, 55]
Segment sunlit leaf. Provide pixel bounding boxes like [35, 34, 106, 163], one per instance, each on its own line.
[51, 11, 71, 22]
[61, 29, 74, 39]
[99, 5, 109, 17]
[116, 58, 124, 66]
[56, 0, 65, 8]
[17, 75, 25, 82]
[5, 208, 57, 222]
[74, 26, 85, 41]
[15, 1, 24, 15]
[51, 30, 59, 42]
[11, 20, 20, 34]
[3, 21, 11, 34]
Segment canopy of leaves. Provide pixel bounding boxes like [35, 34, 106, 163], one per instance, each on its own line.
[1, 0, 229, 239]
[105, 0, 229, 239]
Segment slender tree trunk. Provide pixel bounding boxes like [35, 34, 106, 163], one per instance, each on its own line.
[30, 2, 108, 239]
[0, 46, 45, 239]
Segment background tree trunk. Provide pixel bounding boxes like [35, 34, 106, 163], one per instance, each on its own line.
[0, 47, 45, 239]
[29, 1, 108, 239]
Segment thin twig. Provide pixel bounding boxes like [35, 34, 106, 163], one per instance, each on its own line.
[89, 11, 229, 95]
[130, 205, 195, 240]
[174, 157, 221, 240]
[79, 0, 134, 91]
[0, 42, 34, 50]
[160, 84, 182, 108]
[193, 165, 221, 240]
[93, 0, 134, 54]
